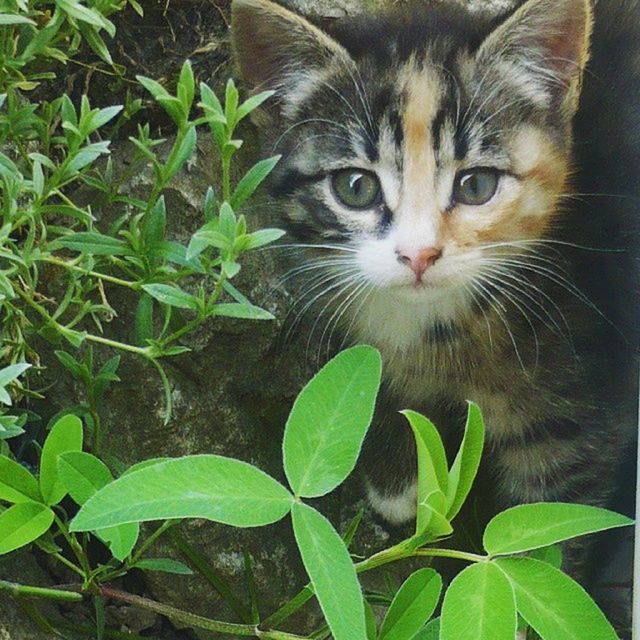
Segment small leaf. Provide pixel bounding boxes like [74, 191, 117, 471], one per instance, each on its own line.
[162, 126, 196, 182]
[230, 155, 280, 210]
[99, 523, 139, 561]
[70, 455, 294, 531]
[142, 284, 200, 311]
[283, 346, 382, 498]
[178, 60, 195, 111]
[134, 558, 193, 575]
[142, 197, 167, 248]
[57, 232, 133, 256]
[291, 502, 366, 640]
[244, 228, 285, 251]
[446, 401, 484, 520]
[440, 562, 516, 640]
[0, 363, 31, 389]
[39, 415, 84, 505]
[402, 411, 448, 536]
[236, 90, 275, 123]
[379, 568, 442, 640]
[496, 558, 618, 640]
[0, 502, 55, 555]
[484, 503, 633, 557]
[211, 303, 274, 321]
[57, 452, 113, 506]
[134, 293, 154, 345]
[136, 75, 169, 100]
[0, 14, 36, 24]
[529, 544, 563, 569]
[0, 456, 41, 503]
[67, 141, 111, 173]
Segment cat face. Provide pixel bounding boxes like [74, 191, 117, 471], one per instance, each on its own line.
[232, 0, 592, 351]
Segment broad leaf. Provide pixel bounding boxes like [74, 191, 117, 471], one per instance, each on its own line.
[441, 562, 516, 640]
[0, 502, 55, 555]
[413, 619, 440, 640]
[58, 451, 112, 505]
[39, 415, 84, 505]
[283, 346, 382, 498]
[496, 558, 617, 640]
[0, 456, 41, 503]
[484, 503, 633, 556]
[70, 455, 294, 531]
[379, 568, 442, 640]
[291, 502, 366, 640]
[99, 523, 139, 561]
[446, 402, 484, 519]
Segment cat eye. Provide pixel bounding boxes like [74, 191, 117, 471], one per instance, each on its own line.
[331, 169, 382, 210]
[453, 168, 500, 206]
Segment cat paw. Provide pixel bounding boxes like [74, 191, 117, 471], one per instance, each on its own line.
[366, 481, 417, 525]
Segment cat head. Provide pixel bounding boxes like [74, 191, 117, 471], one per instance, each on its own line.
[231, 0, 592, 350]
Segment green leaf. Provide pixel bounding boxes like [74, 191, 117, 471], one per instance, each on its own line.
[57, 452, 139, 560]
[162, 126, 196, 182]
[57, 0, 111, 30]
[143, 197, 167, 249]
[446, 401, 484, 520]
[244, 228, 285, 251]
[136, 75, 169, 100]
[230, 155, 280, 210]
[440, 562, 516, 640]
[412, 619, 440, 640]
[39, 415, 84, 506]
[291, 502, 366, 640]
[134, 293, 154, 345]
[283, 346, 382, 498]
[496, 558, 618, 640]
[70, 455, 294, 531]
[484, 503, 633, 557]
[134, 558, 193, 575]
[0, 363, 31, 390]
[236, 90, 275, 123]
[379, 568, 442, 640]
[67, 141, 111, 173]
[142, 284, 200, 311]
[0, 14, 36, 25]
[402, 411, 448, 536]
[99, 523, 139, 561]
[365, 600, 377, 640]
[211, 303, 274, 321]
[0, 456, 41, 503]
[178, 60, 195, 111]
[57, 452, 113, 506]
[0, 502, 55, 555]
[57, 232, 133, 256]
[529, 544, 563, 569]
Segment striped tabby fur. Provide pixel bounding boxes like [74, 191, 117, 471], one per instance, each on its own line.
[231, 0, 638, 564]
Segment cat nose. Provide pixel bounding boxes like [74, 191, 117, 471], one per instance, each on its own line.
[396, 247, 442, 280]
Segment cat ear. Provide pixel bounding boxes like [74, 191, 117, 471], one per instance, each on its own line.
[476, 0, 593, 117]
[231, 0, 351, 117]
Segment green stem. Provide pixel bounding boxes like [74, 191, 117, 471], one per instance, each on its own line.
[97, 586, 257, 637]
[53, 552, 85, 578]
[84, 333, 150, 356]
[261, 585, 313, 629]
[53, 514, 92, 579]
[414, 548, 487, 564]
[168, 528, 252, 624]
[42, 256, 141, 291]
[129, 519, 176, 566]
[0, 580, 83, 602]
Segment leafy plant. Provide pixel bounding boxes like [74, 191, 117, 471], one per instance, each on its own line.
[0, 346, 631, 639]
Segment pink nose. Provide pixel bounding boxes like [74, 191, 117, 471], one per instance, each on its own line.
[396, 247, 442, 281]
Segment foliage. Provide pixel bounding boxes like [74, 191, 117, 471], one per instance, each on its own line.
[0, 346, 632, 640]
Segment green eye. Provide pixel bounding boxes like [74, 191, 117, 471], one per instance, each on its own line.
[331, 169, 381, 209]
[453, 169, 500, 206]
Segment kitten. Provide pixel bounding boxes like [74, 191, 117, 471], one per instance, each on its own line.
[231, 0, 638, 560]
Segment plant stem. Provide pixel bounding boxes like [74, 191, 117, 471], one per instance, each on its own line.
[84, 333, 150, 356]
[42, 256, 141, 291]
[52, 552, 86, 578]
[168, 527, 252, 624]
[129, 519, 176, 566]
[0, 580, 83, 602]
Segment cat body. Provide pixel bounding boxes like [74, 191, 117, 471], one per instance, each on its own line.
[231, 0, 639, 537]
